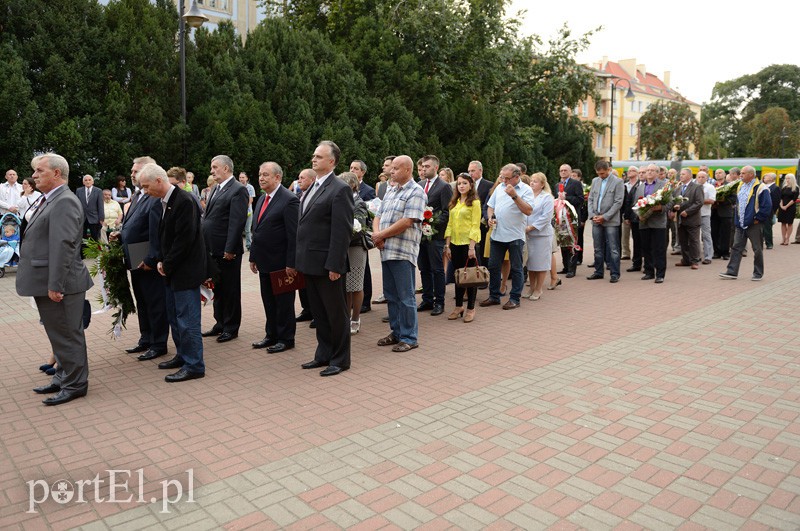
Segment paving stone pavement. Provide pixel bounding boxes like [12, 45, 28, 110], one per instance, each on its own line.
[1, 231, 800, 530]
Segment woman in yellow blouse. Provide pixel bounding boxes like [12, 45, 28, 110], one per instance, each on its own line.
[443, 173, 482, 323]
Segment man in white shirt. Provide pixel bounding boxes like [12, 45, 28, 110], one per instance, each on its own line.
[0, 169, 23, 215]
[697, 171, 716, 264]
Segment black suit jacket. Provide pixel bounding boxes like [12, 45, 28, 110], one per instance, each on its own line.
[249, 186, 299, 273]
[422, 177, 452, 240]
[159, 185, 206, 291]
[201, 177, 249, 257]
[76, 186, 104, 224]
[555, 178, 585, 211]
[768, 183, 781, 215]
[295, 174, 354, 276]
[120, 193, 162, 269]
[475, 178, 493, 221]
[675, 181, 704, 227]
[358, 181, 376, 201]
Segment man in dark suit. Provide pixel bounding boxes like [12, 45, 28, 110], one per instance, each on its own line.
[296, 141, 354, 377]
[293, 169, 315, 323]
[349, 160, 375, 313]
[136, 164, 207, 382]
[18, 153, 93, 405]
[249, 161, 299, 353]
[116, 157, 169, 361]
[201, 155, 249, 343]
[468, 160, 492, 256]
[762, 172, 780, 249]
[672, 168, 705, 269]
[417, 155, 452, 315]
[76, 174, 104, 242]
[554, 164, 585, 278]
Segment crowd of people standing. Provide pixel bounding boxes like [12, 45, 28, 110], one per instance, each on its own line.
[4, 147, 798, 405]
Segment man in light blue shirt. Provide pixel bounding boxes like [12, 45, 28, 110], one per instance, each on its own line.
[480, 164, 534, 310]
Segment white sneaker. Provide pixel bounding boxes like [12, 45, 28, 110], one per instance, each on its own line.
[350, 319, 361, 334]
[751, 276, 762, 281]
[719, 273, 737, 280]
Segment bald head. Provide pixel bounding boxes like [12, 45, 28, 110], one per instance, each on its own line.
[391, 155, 413, 185]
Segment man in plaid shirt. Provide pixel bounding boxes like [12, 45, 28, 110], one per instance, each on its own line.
[372, 155, 426, 353]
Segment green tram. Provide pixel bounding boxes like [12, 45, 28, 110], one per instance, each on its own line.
[612, 158, 798, 180]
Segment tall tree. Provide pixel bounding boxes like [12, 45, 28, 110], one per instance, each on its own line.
[637, 101, 702, 160]
[745, 107, 800, 158]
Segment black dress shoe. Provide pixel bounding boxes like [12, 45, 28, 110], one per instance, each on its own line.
[125, 344, 149, 354]
[587, 263, 595, 268]
[158, 356, 184, 370]
[360, 305, 371, 313]
[216, 332, 238, 343]
[165, 368, 205, 383]
[381, 316, 390, 323]
[430, 305, 444, 316]
[625, 266, 641, 272]
[33, 384, 60, 394]
[557, 269, 569, 274]
[586, 273, 603, 280]
[43, 388, 87, 406]
[610, 276, 619, 283]
[137, 349, 167, 361]
[565, 272, 575, 278]
[417, 302, 434, 312]
[320, 365, 348, 376]
[302, 360, 327, 369]
[655, 277, 664, 283]
[295, 312, 313, 322]
[252, 337, 277, 349]
[309, 320, 316, 329]
[267, 342, 295, 354]
[641, 274, 655, 280]
[201, 328, 222, 337]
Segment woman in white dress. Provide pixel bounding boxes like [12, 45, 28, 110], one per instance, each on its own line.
[524, 172, 554, 300]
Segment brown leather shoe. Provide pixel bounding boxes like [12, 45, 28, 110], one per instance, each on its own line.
[479, 298, 501, 307]
[502, 300, 520, 310]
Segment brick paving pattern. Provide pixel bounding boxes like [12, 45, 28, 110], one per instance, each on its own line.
[1, 231, 799, 530]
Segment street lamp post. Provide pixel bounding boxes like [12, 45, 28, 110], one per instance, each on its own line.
[179, 1, 208, 164]
[607, 77, 636, 164]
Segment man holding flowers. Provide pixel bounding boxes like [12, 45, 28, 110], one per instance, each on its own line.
[632, 164, 670, 283]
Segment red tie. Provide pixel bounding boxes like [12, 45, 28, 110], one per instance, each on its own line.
[424, 180, 431, 194]
[257, 194, 270, 224]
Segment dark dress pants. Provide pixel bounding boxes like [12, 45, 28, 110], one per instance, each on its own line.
[306, 274, 351, 369]
[630, 221, 642, 270]
[678, 222, 701, 264]
[362, 258, 373, 308]
[130, 268, 169, 352]
[213, 254, 242, 334]
[640, 227, 667, 279]
[259, 272, 296, 343]
[417, 239, 446, 307]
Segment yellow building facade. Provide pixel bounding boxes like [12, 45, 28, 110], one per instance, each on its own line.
[187, 0, 263, 38]
[578, 58, 702, 162]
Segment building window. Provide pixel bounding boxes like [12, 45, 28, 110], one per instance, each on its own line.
[629, 147, 636, 159]
[629, 123, 636, 136]
[574, 104, 580, 115]
[596, 104, 602, 117]
[638, 101, 643, 112]
[581, 102, 588, 117]
[197, 0, 230, 11]
[630, 100, 636, 112]
[596, 133, 604, 149]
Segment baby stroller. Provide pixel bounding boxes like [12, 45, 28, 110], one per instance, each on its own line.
[0, 212, 22, 278]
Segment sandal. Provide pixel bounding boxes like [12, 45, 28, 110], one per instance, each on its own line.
[391, 342, 419, 352]
[350, 319, 361, 334]
[377, 334, 399, 346]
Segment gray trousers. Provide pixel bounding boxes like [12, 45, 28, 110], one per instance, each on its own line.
[36, 293, 89, 393]
[700, 215, 713, 261]
[726, 224, 764, 279]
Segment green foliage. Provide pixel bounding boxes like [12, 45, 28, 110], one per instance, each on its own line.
[3, 0, 598, 189]
[637, 101, 701, 160]
[745, 107, 800, 158]
[702, 64, 800, 157]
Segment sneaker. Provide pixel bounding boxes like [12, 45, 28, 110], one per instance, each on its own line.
[719, 273, 737, 280]
[751, 276, 762, 281]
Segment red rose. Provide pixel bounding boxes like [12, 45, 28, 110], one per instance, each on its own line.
[423, 210, 433, 219]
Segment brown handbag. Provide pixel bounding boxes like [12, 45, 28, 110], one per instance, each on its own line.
[455, 258, 489, 288]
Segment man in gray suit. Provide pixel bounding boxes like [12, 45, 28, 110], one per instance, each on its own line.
[17, 153, 93, 406]
[632, 165, 669, 283]
[672, 168, 704, 269]
[76, 174, 104, 242]
[587, 160, 625, 282]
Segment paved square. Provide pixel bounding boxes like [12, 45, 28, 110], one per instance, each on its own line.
[1, 232, 799, 529]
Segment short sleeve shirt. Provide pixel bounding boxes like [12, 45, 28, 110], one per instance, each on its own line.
[378, 180, 426, 264]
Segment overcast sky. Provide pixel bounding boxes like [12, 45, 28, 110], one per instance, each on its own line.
[509, 0, 800, 105]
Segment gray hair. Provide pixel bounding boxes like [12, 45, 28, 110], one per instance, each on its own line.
[501, 163, 521, 178]
[318, 140, 341, 165]
[138, 163, 168, 183]
[260, 161, 283, 178]
[133, 156, 156, 166]
[469, 160, 483, 170]
[338, 171, 359, 192]
[32, 153, 69, 180]
[351, 160, 367, 173]
[212, 155, 234, 174]
[729, 167, 741, 177]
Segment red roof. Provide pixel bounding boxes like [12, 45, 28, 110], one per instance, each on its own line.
[601, 61, 698, 106]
